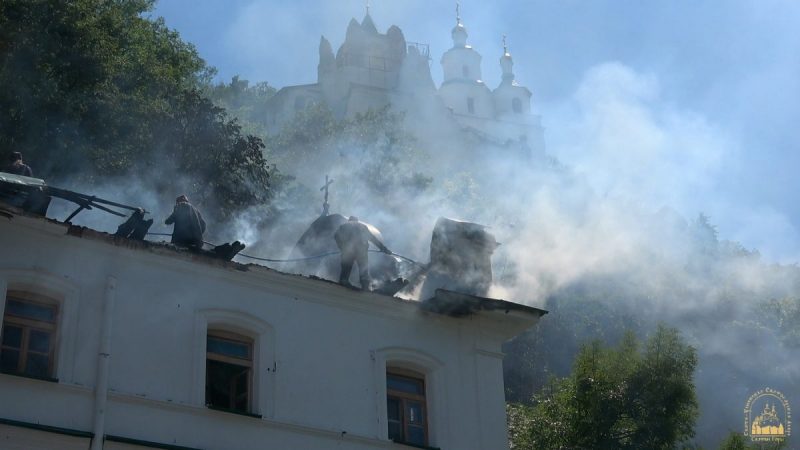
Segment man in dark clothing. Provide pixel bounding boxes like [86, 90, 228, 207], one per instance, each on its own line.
[334, 216, 390, 289]
[5, 152, 33, 177]
[165, 195, 206, 250]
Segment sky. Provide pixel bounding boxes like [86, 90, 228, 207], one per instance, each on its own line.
[151, 0, 800, 262]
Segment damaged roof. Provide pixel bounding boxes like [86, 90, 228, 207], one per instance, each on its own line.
[423, 289, 546, 318]
[0, 200, 547, 321]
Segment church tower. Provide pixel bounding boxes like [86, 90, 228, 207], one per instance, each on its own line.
[491, 36, 532, 120]
[438, 5, 493, 118]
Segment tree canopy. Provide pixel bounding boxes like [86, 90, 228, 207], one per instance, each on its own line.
[509, 325, 698, 450]
[0, 0, 270, 219]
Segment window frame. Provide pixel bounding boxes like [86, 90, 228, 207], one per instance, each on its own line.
[205, 329, 254, 414]
[192, 309, 275, 419]
[372, 347, 445, 447]
[386, 367, 429, 447]
[1, 290, 60, 380]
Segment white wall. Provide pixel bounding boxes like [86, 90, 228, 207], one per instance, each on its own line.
[0, 214, 538, 449]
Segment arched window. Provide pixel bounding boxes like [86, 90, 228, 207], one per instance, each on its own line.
[1, 291, 59, 379]
[206, 329, 254, 413]
[372, 347, 444, 447]
[467, 97, 475, 114]
[512, 97, 522, 114]
[462, 65, 470, 78]
[387, 367, 428, 446]
[193, 309, 274, 418]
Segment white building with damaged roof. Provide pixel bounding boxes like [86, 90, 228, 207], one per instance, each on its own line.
[0, 191, 545, 449]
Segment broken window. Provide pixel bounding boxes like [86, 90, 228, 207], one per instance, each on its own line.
[206, 330, 253, 413]
[387, 369, 428, 446]
[1, 292, 59, 379]
[467, 97, 475, 114]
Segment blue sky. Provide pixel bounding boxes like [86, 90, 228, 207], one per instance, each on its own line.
[152, 0, 800, 261]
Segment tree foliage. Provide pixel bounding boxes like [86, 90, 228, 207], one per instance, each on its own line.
[0, 0, 270, 219]
[716, 432, 785, 450]
[265, 103, 432, 203]
[203, 75, 276, 137]
[509, 325, 698, 450]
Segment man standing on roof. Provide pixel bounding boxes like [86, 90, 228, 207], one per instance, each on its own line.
[334, 216, 391, 290]
[165, 195, 206, 250]
[4, 152, 33, 177]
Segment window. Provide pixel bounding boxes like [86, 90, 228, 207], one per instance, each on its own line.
[467, 97, 475, 114]
[512, 97, 522, 114]
[1, 292, 59, 379]
[206, 330, 253, 413]
[387, 369, 428, 446]
[462, 65, 470, 78]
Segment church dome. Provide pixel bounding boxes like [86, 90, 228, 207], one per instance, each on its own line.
[451, 23, 468, 47]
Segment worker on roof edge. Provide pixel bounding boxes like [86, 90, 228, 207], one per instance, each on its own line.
[165, 195, 206, 250]
[334, 216, 391, 290]
[5, 152, 33, 177]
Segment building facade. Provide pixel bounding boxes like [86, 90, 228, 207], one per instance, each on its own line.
[0, 203, 544, 449]
[263, 9, 544, 160]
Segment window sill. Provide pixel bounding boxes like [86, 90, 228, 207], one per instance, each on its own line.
[0, 370, 58, 383]
[391, 439, 441, 450]
[206, 405, 262, 419]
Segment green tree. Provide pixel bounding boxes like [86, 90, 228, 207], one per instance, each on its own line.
[265, 104, 432, 206]
[0, 0, 270, 219]
[203, 76, 276, 137]
[717, 432, 785, 450]
[509, 325, 698, 450]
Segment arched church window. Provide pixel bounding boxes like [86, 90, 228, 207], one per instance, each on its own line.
[462, 65, 469, 78]
[512, 97, 522, 114]
[467, 97, 475, 114]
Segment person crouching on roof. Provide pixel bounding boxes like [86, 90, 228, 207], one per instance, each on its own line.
[165, 195, 206, 250]
[334, 216, 391, 290]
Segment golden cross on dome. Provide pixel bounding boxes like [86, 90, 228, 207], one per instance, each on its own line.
[456, 2, 461, 25]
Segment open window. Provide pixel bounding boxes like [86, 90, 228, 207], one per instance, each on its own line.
[387, 368, 428, 446]
[206, 330, 253, 414]
[0, 291, 59, 379]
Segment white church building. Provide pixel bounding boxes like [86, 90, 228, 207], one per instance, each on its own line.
[263, 8, 545, 161]
[0, 197, 545, 449]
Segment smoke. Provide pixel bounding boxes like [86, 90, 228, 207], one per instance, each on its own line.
[46, 3, 798, 446]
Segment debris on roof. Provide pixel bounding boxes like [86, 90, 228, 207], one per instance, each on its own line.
[422, 289, 547, 318]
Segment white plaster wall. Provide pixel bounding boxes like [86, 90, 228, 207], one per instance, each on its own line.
[0, 424, 90, 450]
[0, 216, 523, 450]
[439, 82, 494, 119]
[441, 48, 483, 83]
